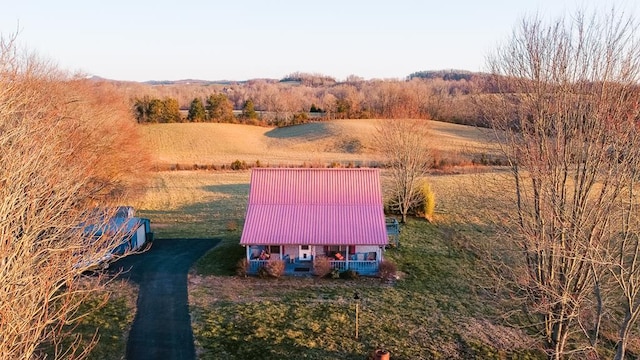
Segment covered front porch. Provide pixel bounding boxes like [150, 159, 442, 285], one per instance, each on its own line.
[247, 258, 379, 276]
[245, 244, 382, 276]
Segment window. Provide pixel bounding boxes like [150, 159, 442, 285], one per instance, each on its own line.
[268, 245, 281, 254]
[326, 245, 349, 259]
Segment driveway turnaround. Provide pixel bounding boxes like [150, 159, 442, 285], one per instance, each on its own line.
[110, 238, 219, 360]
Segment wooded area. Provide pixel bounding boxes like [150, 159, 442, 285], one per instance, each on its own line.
[122, 70, 490, 126]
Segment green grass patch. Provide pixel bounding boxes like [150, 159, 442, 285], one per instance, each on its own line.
[42, 280, 137, 360]
[194, 234, 245, 276]
[190, 218, 544, 359]
[76, 291, 136, 359]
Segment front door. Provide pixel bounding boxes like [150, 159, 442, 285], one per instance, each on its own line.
[299, 245, 312, 261]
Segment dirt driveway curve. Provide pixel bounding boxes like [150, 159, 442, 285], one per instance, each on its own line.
[110, 238, 219, 360]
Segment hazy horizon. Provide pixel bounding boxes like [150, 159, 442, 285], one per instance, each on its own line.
[2, 0, 637, 82]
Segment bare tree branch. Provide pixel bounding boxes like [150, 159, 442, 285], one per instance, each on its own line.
[0, 34, 149, 359]
[376, 119, 431, 223]
[483, 8, 640, 359]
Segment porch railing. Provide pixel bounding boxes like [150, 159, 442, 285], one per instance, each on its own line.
[247, 259, 379, 275]
[330, 260, 378, 274]
[248, 260, 270, 273]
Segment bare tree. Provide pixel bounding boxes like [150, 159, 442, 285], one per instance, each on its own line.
[484, 8, 640, 359]
[376, 119, 432, 223]
[606, 128, 640, 360]
[0, 35, 149, 359]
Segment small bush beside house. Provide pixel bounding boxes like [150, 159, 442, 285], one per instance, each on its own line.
[264, 260, 285, 278]
[313, 256, 332, 277]
[236, 258, 249, 277]
[378, 260, 398, 282]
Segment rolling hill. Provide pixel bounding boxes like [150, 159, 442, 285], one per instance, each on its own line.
[139, 119, 498, 168]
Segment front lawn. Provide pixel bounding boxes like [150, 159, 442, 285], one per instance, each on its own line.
[128, 169, 543, 358]
[189, 219, 543, 359]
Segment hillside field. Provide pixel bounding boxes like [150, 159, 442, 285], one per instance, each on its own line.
[138, 119, 498, 169]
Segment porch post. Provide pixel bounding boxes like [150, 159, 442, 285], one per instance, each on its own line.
[280, 245, 283, 260]
[346, 245, 350, 270]
[246, 245, 250, 260]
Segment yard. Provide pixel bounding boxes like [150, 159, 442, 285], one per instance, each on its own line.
[131, 169, 542, 359]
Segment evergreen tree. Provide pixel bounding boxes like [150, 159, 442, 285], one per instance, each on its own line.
[161, 97, 182, 123]
[241, 99, 258, 120]
[206, 93, 235, 122]
[187, 97, 206, 122]
[133, 96, 152, 123]
[147, 98, 164, 123]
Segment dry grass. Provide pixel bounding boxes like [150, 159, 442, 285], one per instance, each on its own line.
[428, 120, 496, 154]
[139, 119, 498, 168]
[132, 167, 513, 240]
[131, 171, 250, 238]
[132, 171, 249, 212]
[132, 119, 503, 240]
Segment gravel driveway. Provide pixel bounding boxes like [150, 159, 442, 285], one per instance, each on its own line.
[110, 238, 219, 360]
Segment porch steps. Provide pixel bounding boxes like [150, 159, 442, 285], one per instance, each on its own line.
[292, 263, 312, 275]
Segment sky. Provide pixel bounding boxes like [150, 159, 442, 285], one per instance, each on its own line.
[1, 0, 638, 82]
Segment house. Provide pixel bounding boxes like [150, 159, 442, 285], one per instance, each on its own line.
[240, 168, 388, 275]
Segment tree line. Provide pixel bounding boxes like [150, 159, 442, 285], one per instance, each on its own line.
[128, 71, 492, 126]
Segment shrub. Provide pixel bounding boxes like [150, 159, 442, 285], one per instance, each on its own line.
[230, 159, 248, 170]
[236, 258, 249, 277]
[420, 182, 436, 222]
[378, 260, 397, 282]
[226, 220, 238, 232]
[257, 266, 270, 279]
[313, 256, 332, 277]
[330, 268, 340, 279]
[264, 260, 285, 278]
[384, 180, 436, 221]
[290, 112, 309, 125]
[340, 269, 359, 280]
[338, 138, 363, 154]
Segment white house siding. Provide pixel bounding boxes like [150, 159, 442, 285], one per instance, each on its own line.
[283, 245, 297, 260]
[352, 245, 383, 262]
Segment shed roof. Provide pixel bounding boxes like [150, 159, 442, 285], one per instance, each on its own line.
[240, 168, 388, 246]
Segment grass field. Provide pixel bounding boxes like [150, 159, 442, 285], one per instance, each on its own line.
[139, 119, 498, 169]
[74, 118, 640, 358]
[132, 171, 250, 238]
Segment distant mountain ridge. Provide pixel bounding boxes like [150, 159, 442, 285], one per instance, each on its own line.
[143, 79, 245, 86]
[87, 69, 482, 85]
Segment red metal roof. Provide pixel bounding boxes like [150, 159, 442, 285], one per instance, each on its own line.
[240, 168, 388, 246]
